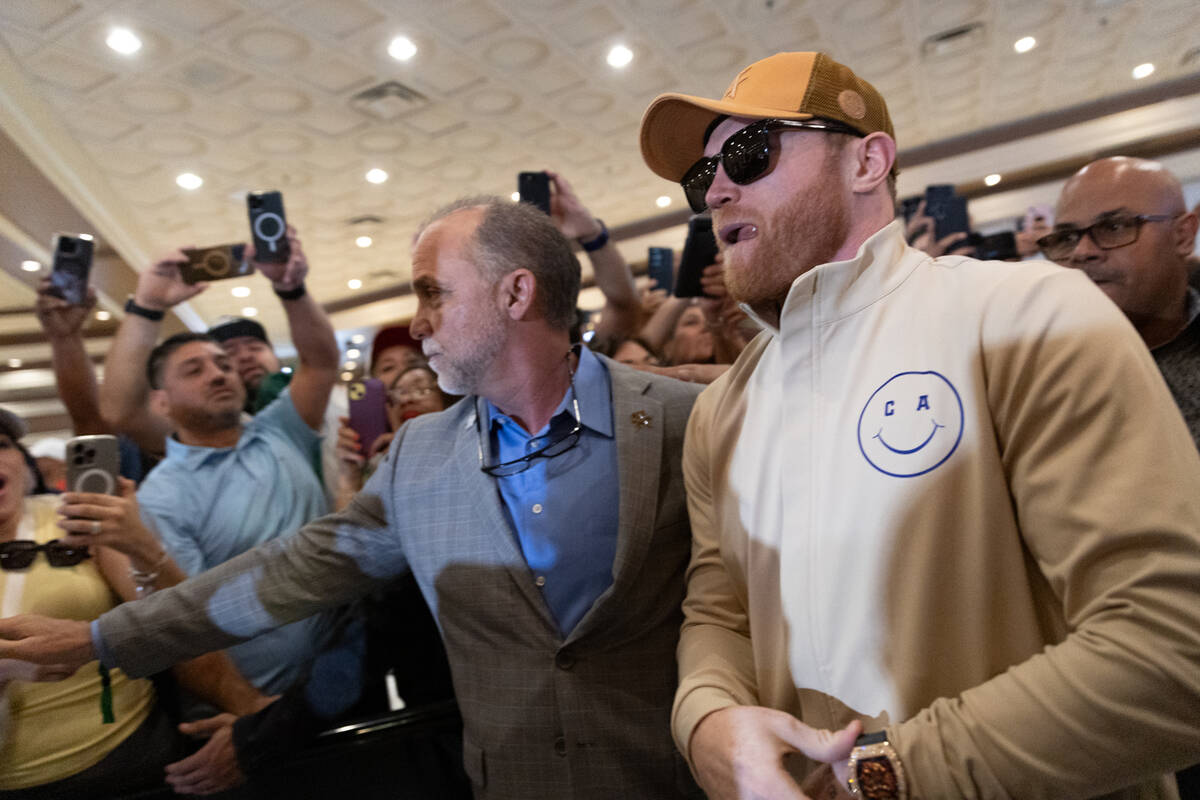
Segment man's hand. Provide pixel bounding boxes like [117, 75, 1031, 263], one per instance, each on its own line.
[58, 477, 165, 569]
[135, 250, 207, 312]
[689, 705, 861, 800]
[630, 362, 730, 384]
[35, 278, 96, 339]
[248, 225, 307, 291]
[0, 614, 95, 670]
[166, 713, 246, 795]
[546, 170, 603, 241]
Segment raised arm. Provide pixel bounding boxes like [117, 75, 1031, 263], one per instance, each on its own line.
[34, 279, 105, 435]
[546, 170, 641, 339]
[98, 251, 205, 454]
[249, 227, 339, 431]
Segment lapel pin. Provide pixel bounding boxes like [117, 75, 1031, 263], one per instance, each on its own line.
[631, 410, 652, 428]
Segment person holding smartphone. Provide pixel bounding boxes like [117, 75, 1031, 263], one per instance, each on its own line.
[0, 408, 268, 797]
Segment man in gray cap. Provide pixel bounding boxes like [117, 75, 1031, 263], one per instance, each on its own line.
[640, 51, 1200, 799]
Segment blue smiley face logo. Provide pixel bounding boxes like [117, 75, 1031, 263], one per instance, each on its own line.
[857, 371, 964, 477]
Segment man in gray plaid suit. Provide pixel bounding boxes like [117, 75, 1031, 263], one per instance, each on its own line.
[1, 197, 704, 799]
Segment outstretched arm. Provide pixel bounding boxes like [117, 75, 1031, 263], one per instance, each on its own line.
[35, 280, 106, 435]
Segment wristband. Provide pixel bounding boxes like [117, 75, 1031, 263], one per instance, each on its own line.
[273, 283, 306, 301]
[124, 297, 165, 322]
[579, 219, 609, 253]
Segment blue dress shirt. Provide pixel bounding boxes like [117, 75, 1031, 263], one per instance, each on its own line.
[484, 347, 620, 636]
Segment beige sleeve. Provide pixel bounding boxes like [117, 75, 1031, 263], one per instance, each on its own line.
[671, 391, 762, 764]
[893, 268, 1200, 798]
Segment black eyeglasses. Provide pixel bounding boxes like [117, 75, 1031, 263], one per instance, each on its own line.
[478, 354, 582, 477]
[681, 118, 865, 213]
[1037, 214, 1177, 261]
[0, 540, 91, 570]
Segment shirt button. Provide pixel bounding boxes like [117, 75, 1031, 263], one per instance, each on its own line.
[528, 439, 541, 450]
[535, 575, 546, 587]
[532, 503, 543, 514]
[554, 736, 567, 757]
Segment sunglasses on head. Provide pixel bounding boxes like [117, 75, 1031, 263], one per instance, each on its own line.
[681, 117, 865, 213]
[0, 540, 91, 570]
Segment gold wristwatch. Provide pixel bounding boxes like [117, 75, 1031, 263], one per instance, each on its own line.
[846, 730, 907, 800]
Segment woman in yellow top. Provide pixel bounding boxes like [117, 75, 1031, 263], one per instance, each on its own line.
[0, 409, 269, 797]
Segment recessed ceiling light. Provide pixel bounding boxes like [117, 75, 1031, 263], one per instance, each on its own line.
[176, 172, 203, 190]
[345, 360, 358, 370]
[656, 195, 671, 208]
[348, 278, 363, 289]
[350, 334, 365, 344]
[95, 310, 112, 321]
[355, 236, 372, 248]
[1132, 62, 1155, 79]
[984, 173, 1002, 187]
[346, 348, 361, 359]
[366, 168, 388, 184]
[78, 233, 94, 241]
[510, 191, 521, 202]
[231, 286, 251, 298]
[7, 358, 22, 369]
[106, 27, 142, 55]
[607, 44, 633, 68]
[341, 371, 354, 382]
[388, 36, 417, 61]
[21, 260, 40, 272]
[241, 306, 258, 317]
[1013, 36, 1036, 54]
[281, 366, 293, 374]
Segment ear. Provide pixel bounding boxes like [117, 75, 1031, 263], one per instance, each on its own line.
[1172, 211, 1199, 260]
[149, 388, 169, 418]
[498, 268, 537, 322]
[848, 132, 896, 195]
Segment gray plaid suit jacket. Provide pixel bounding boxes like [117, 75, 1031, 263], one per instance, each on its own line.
[98, 356, 704, 799]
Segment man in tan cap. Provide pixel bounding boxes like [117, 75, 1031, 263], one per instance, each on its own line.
[641, 52, 1200, 799]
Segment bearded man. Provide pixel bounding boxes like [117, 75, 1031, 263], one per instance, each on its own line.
[639, 51, 1200, 799]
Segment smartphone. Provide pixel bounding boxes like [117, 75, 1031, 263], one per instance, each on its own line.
[348, 378, 389, 455]
[247, 190, 290, 264]
[179, 243, 253, 284]
[923, 184, 970, 242]
[967, 231, 1019, 261]
[674, 216, 719, 298]
[49, 233, 95, 306]
[647, 247, 674, 294]
[66, 435, 120, 497]
[899, 196, 923, 223]
[1022, 204, 1054, 232]
[518, 172, 551, 215]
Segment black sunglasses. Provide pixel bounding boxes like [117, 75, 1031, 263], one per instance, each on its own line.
[681, 118, 865, 213]
[477, 351, 583, 477]
[0, 540, 91, 570]
[1036, 213, 1177, 262]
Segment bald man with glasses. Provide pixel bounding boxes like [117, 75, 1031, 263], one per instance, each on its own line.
[1049, 157, 1200, 441]
[640, 51, 1200, 799]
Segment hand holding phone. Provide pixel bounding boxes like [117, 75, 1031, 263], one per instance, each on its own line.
[65, 435, 120, 497]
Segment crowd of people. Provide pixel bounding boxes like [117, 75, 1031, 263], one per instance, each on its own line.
[0, 48, 1199, 800]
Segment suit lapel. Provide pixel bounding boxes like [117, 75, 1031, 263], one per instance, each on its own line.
[569, 362, 664, 643]
[454, 397, 559, 633]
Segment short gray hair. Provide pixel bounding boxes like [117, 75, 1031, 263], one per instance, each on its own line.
[418, 195, 581, 330]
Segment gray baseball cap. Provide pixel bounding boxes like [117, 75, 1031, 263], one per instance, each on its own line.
[0, 407, 27, 442]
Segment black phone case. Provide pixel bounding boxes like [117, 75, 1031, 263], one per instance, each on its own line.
[50, 234, 94, 306]
[518, 172, 551, 215]
[247, 191, 290, 263]
[674, 217, 718, 298]
[647, 247, 674, 293]
[924, 185, 970, 242]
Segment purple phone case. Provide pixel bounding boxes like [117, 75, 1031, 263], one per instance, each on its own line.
[348, 378, 390, 454]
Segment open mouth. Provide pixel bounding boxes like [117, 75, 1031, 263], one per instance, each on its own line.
[718, 223, 758, 246]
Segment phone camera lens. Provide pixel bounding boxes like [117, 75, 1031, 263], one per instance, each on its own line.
[73, 455, 84, 465]
[86, 448, 96, 459]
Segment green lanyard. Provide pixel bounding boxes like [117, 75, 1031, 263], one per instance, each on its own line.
[98, 663, 114, 724]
